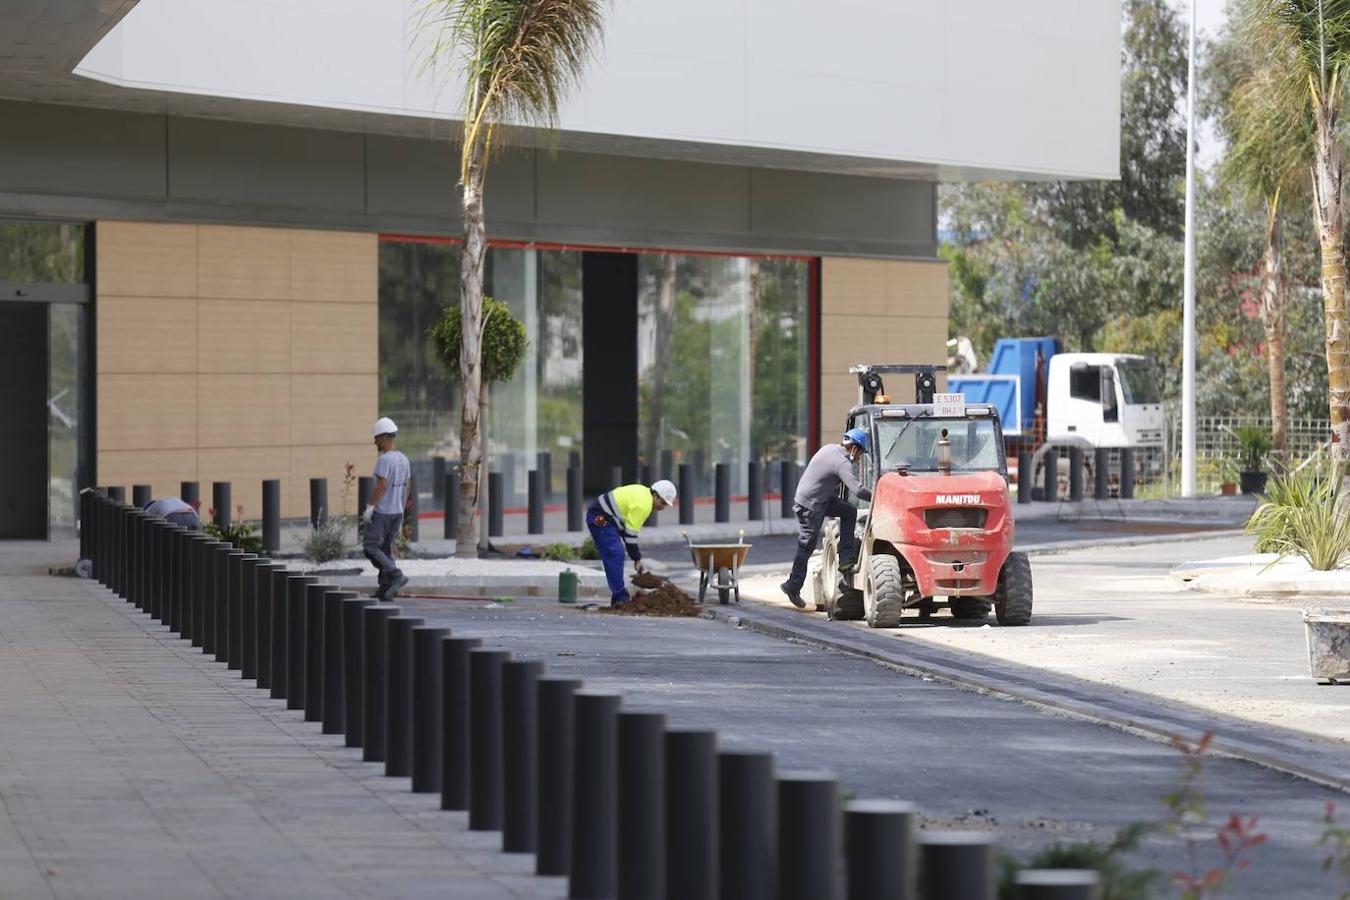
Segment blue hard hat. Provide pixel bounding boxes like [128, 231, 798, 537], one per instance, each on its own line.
[843, 428, 870, 452]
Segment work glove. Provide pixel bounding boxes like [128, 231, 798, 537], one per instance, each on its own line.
[361, 505, 375, 525]
[634, 559, 649, 575]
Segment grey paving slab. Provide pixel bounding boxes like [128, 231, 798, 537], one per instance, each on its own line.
[0, 542, 564, 900]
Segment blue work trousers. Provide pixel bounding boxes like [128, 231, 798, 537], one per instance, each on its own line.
[586, 503, 630, 604]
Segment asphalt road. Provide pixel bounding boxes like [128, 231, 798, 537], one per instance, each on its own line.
[394, 594, 1343, 897]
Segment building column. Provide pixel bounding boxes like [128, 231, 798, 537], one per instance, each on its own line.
[582, 252, 639, 494]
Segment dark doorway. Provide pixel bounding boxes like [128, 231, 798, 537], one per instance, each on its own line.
[582, 252, 639, 494]
[0, 302, 49, 538]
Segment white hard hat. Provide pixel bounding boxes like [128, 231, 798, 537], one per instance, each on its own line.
[372, 416, 398, 437]
[651, 479, 677, 505]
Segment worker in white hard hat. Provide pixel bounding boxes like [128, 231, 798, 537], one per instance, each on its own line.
[587, 478, 677, 606]
[362, 416, 413, 600]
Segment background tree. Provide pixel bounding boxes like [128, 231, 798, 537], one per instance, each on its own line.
[418, 0, 606, 556]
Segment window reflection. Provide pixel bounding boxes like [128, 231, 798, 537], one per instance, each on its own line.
[0, 220, 85, 283]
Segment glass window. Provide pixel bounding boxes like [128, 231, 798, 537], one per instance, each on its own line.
[877, 418, 1002, 473]
[0, 220, 85, 283]
[1117, 359, 1161, 404]
[638, 254, 810, 491]
[1068, 365, 1102, 401]
[49, 303, 85, 537]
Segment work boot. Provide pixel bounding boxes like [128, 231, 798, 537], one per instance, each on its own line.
[780, 581, 806, 609]
[386, 572, 409, 599]
[610, 594, 631, 608]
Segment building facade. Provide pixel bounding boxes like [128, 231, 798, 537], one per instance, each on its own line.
[0, 0, 1120, 538]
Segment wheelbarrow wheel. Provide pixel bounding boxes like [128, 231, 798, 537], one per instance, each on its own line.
[718, 566, 732, 605]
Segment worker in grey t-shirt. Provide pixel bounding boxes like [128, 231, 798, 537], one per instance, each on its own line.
[780, 428, 873, 609]
[362, 416, 413, 600]
[143, 496, 201, 529]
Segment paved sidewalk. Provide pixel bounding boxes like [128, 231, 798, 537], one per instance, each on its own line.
[0, 542, 561, 900]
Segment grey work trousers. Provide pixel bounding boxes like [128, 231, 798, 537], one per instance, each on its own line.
[362, 512, 404, 592]
[784, 499, 858, 593]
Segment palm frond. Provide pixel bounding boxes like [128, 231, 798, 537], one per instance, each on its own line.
[417, 0, 607, 180]
[1253, 0, 1350, 93]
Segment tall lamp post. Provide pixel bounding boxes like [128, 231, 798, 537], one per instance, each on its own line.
[1181, 0, 1198, 497]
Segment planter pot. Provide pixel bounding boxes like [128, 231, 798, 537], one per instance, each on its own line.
[1239, 471, 1267, 495]
[1303, 608, 1350, 684]
[1219, 482, 1237, 496]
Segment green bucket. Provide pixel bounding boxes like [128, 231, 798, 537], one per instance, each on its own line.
[558, 569, 578, 604]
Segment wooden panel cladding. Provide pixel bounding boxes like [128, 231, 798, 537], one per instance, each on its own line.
[818, 256, 949, 448]
[97, 221, 378, 516]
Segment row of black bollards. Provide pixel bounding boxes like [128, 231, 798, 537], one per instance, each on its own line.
[81, 487, 1101, 900]
[1017, 447, 1140, 503]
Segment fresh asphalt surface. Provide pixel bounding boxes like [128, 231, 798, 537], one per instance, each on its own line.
[394, 596, 1343, 896]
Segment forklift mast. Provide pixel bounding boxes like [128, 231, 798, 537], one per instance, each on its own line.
[848, 364, 948, 406]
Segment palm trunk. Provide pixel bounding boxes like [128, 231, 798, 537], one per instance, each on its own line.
[1311, 96, 1350, 459]
[1260, 202, 1288, 456]
[456, 142, 487, 557]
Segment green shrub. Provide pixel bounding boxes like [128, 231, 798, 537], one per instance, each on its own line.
[578, 536, 599, 560]
[1246, 452, 1350, 570]
[302, 518, 349, 563]
[1230, 425, 1273, 473]
[203, 506, 264, 554]
[540, 542, 577, 562]
[997, 823, 1160, 900]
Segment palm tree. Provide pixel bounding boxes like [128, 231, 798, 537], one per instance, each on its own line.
[418, 0, 606, 555]
[1254, 0, 1350, 457]
[1220, 20, 1314, 455]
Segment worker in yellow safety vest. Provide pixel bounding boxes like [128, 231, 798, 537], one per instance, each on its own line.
[587, 479, 678, 606]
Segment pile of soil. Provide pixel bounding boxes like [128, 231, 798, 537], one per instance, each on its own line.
[631, 571, 668, 590]
[599, 579, 702, 617]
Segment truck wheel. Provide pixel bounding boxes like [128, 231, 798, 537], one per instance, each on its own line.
[950, 597, 991, 620]
[718, 567, 732, 605]
[995, 552, 1033, 626]
[864, 555, 904, 628]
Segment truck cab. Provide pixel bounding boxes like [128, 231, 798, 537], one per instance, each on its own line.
[1046, 352, 1164, 449]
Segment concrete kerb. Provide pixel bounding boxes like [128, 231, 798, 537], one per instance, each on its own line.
[699, 601, 1350, 795]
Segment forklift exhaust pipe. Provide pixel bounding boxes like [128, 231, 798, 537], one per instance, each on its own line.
[937, 429, 952, 475]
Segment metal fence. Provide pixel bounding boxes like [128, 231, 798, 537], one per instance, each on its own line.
[1159, 409, 1331, 496]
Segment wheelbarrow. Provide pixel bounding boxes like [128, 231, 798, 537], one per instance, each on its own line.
[683, 530, 751, 605]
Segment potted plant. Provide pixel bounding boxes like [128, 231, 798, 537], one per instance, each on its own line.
[1231, 425, 1273, 495]
[1217, 456, 1239, 496]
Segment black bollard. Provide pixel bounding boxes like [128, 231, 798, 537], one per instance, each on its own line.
[779, 771, 840, 900]
[168, 527, 186, 634]
[212, 481, 231, 529]
[618, 711, 668, 900]
[1014, 870, 1102, 900]
[918, 832, 995, 900]
[229, 554, 258, 671]
[1120, 448, 1135, 499]
[304, 585, 334, 723]
[262, 479, 281, 554]
[357, 476, 373, 524]
[488, 471, 504, 538]
[1069, 448, 1085, 501]
[469, 648, 510, 829]
[536, 676, 582, 876]
[198, 539, 230, 651]
[441, 636, 484, 811]
[666, 728, 718, 900]
[407, 487, 419, 542]
[278, 574, 317, 702]
[145, 518, 161, 620]
[1042, 449, 1059, 502]
[362, 605, 400, 762]
[219, 550, 246, 664]
[748, 460, 764, 521]
[714, 463, 730, 523]
[432, 456, 446, 502]
[125, 509, 142, 610]
[251, 562, 285, 685]
[1094, 448, 1109, 500]
[780, 461, 797, 518]
[719, 750, 777, 900]
[570, 691, 622, 900]
[502, 659, 544, 853]
[678, 464, 695, 525]
[528, 470, 544, 534]
[321, 591, 356, 734]
[385, 615, 425, 777]
[133, 483, 152, 509]
[180, 481, 198, 508]
[566, 466, 583, 532]
[310, 477, 327, 527]
[1018, 451, 1034, 504]
[844, 800, 916, 900]
[340, 596, 376, 745]
[538, 451, 553, 498]
[444, 470, 458, 540]
[410, 625, 449, 793]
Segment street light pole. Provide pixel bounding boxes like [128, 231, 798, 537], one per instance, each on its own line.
[1181, 0, 1198, 497]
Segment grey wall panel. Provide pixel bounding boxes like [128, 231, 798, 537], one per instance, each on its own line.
[168, 116, 364, 212]
[750, 170, 936, 255]
[536, 152, 750, 237]
[366, 134, 535, 227]
[0, 100, 165, 200]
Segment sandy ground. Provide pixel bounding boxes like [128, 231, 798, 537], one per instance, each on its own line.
[737, 533, 1350, 744]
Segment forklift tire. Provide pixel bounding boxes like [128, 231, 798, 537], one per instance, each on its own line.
[995, 552, 1033, 626]
[835, 588, 865, 620]
[864, 555, 905, 628]
[950, 597, 991, 620]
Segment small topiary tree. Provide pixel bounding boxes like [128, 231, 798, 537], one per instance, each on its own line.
[430, 296, 528, 555]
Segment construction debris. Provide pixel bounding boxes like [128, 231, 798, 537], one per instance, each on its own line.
[599, 580, 702, 617]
